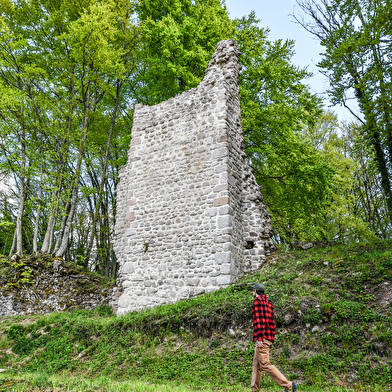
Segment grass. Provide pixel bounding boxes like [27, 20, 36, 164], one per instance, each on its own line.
[0, 240, 392, 391]
[1, 373, 391, 392]
[0, 372, 391, 392]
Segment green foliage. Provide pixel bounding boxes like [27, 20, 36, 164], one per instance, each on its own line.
[302, 309, 322, 325]
[0, 0, 137, 266]
[6, 324, 25, 340]
[0, 256, 35, 287]
[297, 0, 392, 226]
[332, 300, 366, 320]
[302, 112, 378, 243]
[134, 0, 234, 104]
[31, 372, 51, 389]
[234, 13, 336, 243]
[12, 338, 36, 356]
[94, 304, 114, 317]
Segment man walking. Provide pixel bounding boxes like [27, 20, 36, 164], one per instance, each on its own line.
[250, 283, 297, 392]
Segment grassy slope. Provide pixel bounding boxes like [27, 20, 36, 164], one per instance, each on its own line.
[1, 240, 392, 391]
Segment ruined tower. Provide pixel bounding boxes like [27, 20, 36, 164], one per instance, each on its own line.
[113, 39, 274, 314]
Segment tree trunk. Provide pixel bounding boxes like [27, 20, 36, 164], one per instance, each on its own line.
[15, 178, 26, 254]
[41, 198, 59, 253]
[54, 140, 87, 258]
[33, 156, 44, 254]
[85, 80, 122, 266]
[15, 87, 27, 255]
[8, 229, 17, 257]
[53, 201, 71, 255]
[55, 87, 91, 257]
[32, 205, 41, 254]
[354, 87, 392, 225]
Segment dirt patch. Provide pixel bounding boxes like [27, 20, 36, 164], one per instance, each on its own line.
[373, 282, 392, 306]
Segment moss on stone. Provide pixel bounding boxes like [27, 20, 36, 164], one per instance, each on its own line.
[0, 254, 115, 317]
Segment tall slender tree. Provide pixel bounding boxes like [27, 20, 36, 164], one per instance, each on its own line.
[295, 0, 392, 224]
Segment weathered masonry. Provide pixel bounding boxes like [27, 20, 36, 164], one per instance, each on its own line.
[114, 39, 274, 314]
[0, 257, 115, 317]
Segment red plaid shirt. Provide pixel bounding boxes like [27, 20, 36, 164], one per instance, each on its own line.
[252, 294, 276, 343]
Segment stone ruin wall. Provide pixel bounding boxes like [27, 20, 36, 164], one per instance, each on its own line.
[114, 39, 274, 314]
[0, 259, 115, 317]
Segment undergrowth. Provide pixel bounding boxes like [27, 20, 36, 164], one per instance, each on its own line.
[1, 240, 392, 391]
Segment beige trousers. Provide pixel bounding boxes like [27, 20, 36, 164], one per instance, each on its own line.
[250, 339, 292, 391]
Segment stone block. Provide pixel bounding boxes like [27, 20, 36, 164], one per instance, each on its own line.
[213, 183, 229, 192]
[218, 216, 232, 228]
[179, 287, 190, 297]
[122, 262, 135, 274]
[216, 275, 232, 285]
[121, 280, 134, 288]
[215, 252, 231, 264]
[205, 208, 217, 217]
[126, 212, 135, 221]
[219, 205, 233, 215]
[214, 235, 231, 243]
[220, 264, 232, 274]
[223, 242, 235, 252]
[213, 197, 230, 207]
[125, 229, 136, 237]
[220, 171, 228, 183]
[185, 277, 200, 286]
[214, 164, 229, 173]
[127, 199, 136, 206]
[130, 137, 141, 146]
[117, 294, 131, 309]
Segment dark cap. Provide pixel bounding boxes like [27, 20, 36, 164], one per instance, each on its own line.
[251, 283, 265, 293]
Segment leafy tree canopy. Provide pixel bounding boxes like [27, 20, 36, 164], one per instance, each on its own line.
[235, 13, 335, 243]
[134, 0, 235, 104]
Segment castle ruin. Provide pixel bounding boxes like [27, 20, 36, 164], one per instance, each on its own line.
[113, 39, 274, 314]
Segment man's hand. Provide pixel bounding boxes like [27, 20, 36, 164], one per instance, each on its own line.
[257, 340, 264, 348]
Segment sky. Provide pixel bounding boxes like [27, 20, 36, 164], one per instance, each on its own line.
[224, 0, 356, 122]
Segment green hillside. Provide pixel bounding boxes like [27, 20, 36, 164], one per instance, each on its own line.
[1, 241, 392, 391]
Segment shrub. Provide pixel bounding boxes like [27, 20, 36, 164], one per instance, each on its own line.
[7, 324, 25, 340]
[12, 337, 36, 356]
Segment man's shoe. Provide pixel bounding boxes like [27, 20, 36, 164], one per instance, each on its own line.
[292, 382, 297, 392]
[285, 382, 297, 392]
